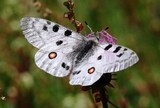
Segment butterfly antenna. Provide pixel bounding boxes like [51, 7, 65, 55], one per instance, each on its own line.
[105, 27, 109, 30]
[85, 21, 100, 40]
[85, 21, 94, 33]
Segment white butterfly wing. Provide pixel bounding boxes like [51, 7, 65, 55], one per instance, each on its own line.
[20, 17, 85, 77]
[98, 43, 139, 72]
[69, 43, 139, 86]
[20, 17, 84, 49]
[69, 62, 103, 86]
[35, 49, 72, 77]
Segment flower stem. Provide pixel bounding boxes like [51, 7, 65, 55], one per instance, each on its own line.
[99, 87, 108, 108]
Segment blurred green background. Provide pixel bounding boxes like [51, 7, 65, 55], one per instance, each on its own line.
[0, 0, 160, 108]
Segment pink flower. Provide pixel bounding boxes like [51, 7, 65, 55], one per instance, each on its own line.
[86, 30, 117, 44]
[97, 30, 117, 44]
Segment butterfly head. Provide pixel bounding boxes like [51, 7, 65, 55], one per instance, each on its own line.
[86, 33, 99, 43]
[96, 30, 117, 44]
[86, 30, 117, 44]
[85, 22, 117, 44]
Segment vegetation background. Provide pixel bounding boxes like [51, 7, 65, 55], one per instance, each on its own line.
[0, 0, 160, 108]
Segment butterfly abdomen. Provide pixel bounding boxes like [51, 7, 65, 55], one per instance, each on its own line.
[74, 40, 96, 65]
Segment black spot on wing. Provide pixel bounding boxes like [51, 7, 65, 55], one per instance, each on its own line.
[77, 71, 81, 74]
[72, 71, 81, 75]
[124, 48, 128, 51]
[64, 30, 72, 36]
[97, 55, 102, 60]
[131, 52, 135, 55]
[47, 21, 51, 25]
[53, 25, 59, 32]
[113, 46, 122, 53]
[117, 53, 124, 57]
[43, 25, 48, 31]
[61, 62, 66, 68]
[61, 62, 70, 70]
[56, 40, 63, 46]
[104, 44, 112, 50]
[66, 66, 70, 70]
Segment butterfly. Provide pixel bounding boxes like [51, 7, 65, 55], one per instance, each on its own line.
[20, 17, 139, 86]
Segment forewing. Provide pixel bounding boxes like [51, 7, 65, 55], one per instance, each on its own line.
[20, 17, 84, 49]
[69, 43, 139, 86]
[20, 17, 85, 77]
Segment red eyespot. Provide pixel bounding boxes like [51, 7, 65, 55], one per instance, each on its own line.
[88, 67, 95, 74]
[48, 52, 57, 59]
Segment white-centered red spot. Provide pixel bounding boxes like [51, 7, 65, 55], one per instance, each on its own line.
[88, 67, 95, 74]
[48, 52, 57, 59]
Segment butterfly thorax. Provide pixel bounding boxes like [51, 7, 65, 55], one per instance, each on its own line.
[72, 40, 97, 66]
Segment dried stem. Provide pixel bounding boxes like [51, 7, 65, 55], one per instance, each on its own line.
[63, 0, 83, 32]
